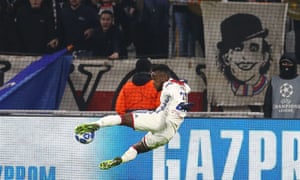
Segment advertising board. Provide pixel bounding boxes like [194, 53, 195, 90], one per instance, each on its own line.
[0, 116, 299, 180]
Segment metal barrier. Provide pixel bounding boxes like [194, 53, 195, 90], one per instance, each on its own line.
[0, 110, 264, 118]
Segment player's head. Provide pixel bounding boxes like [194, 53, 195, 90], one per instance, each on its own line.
[151, 64, 171, 91]
[279, 53, 297, 79]
[135, 57, 152, 73]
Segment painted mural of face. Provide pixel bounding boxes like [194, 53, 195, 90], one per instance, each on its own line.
[225, 37, 267, 84]
[217, 13, 272, 88]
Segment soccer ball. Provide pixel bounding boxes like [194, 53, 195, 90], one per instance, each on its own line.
[75, 131, 95, 144]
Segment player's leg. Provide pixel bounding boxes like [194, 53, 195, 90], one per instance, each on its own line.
[75, 110, 163, 134]
[99, 140, 150, 170]
[99, 126, 175, 170]
[75, 114, 134, 134]
[131, 111, 166, 132]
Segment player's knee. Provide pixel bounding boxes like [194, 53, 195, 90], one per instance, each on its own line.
[120, 113, 134, 128]
[146, 136, 170, 150]
[151, 138, 169, 148]
[133, 141, 151, 153]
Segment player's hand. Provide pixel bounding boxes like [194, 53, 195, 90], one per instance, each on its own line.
[75, 123, 100, 134]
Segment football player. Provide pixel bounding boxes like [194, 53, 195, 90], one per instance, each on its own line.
[75, 64, 192, 170]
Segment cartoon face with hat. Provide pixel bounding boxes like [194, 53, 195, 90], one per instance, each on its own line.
[217, 13, 272, 96]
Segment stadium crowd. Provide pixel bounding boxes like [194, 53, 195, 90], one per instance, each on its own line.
[0, 0, 299, 60]
[0, 0, 172, 59]
[1, 0, 300, 116]
[0, 0, 210, 59]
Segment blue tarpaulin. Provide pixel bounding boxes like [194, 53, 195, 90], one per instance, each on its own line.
[0, 48, 73, 109]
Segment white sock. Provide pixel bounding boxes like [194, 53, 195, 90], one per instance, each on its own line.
[121, 147, 137, 163]
[95, 115, 122, 127]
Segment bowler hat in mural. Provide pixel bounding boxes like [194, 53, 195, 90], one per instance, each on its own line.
[217, 13, 268, 50]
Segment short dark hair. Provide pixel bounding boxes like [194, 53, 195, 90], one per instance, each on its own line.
[152, 64, 171, 74]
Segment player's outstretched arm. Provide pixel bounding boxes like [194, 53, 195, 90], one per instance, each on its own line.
[75, 122, 100, 134]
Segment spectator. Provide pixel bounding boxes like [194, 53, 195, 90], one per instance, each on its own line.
[113, 0, 137, 48]
[59, 0, 99, 56]
[0, 0, 20, 52]
[15, 0, 60, 54]
[132, 0, 169, 59]
[115, 58, 160, 115]
[285, 0, 300, 64]
[91, 9, 127, 59]
[263, 53, 300, 118]
[85, 0, 101, 12]
[173, 1, 204, 57]
[43, 0, 64, 29]
[46, 0, 67, 8]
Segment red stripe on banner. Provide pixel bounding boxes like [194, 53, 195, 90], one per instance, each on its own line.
[86, 92, 204, 112]
[87, 91, 114, 111]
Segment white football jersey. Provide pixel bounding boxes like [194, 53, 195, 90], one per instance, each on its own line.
[155, 78, 191, 127]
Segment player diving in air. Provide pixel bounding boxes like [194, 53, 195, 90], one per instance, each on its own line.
[75, 64, 192, 170]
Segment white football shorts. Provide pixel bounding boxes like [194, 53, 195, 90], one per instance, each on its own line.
[131, 110, 182, 149]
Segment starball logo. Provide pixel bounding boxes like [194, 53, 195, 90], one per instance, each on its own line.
[275, 83, 300, 112]
[279, 83, 293, 98]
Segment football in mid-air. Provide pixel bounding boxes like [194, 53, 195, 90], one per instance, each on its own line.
[75, 131, 95, 144]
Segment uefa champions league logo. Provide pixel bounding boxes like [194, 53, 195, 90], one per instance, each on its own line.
[280, 83, 293, 98]
[278, 83, 295, 112]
